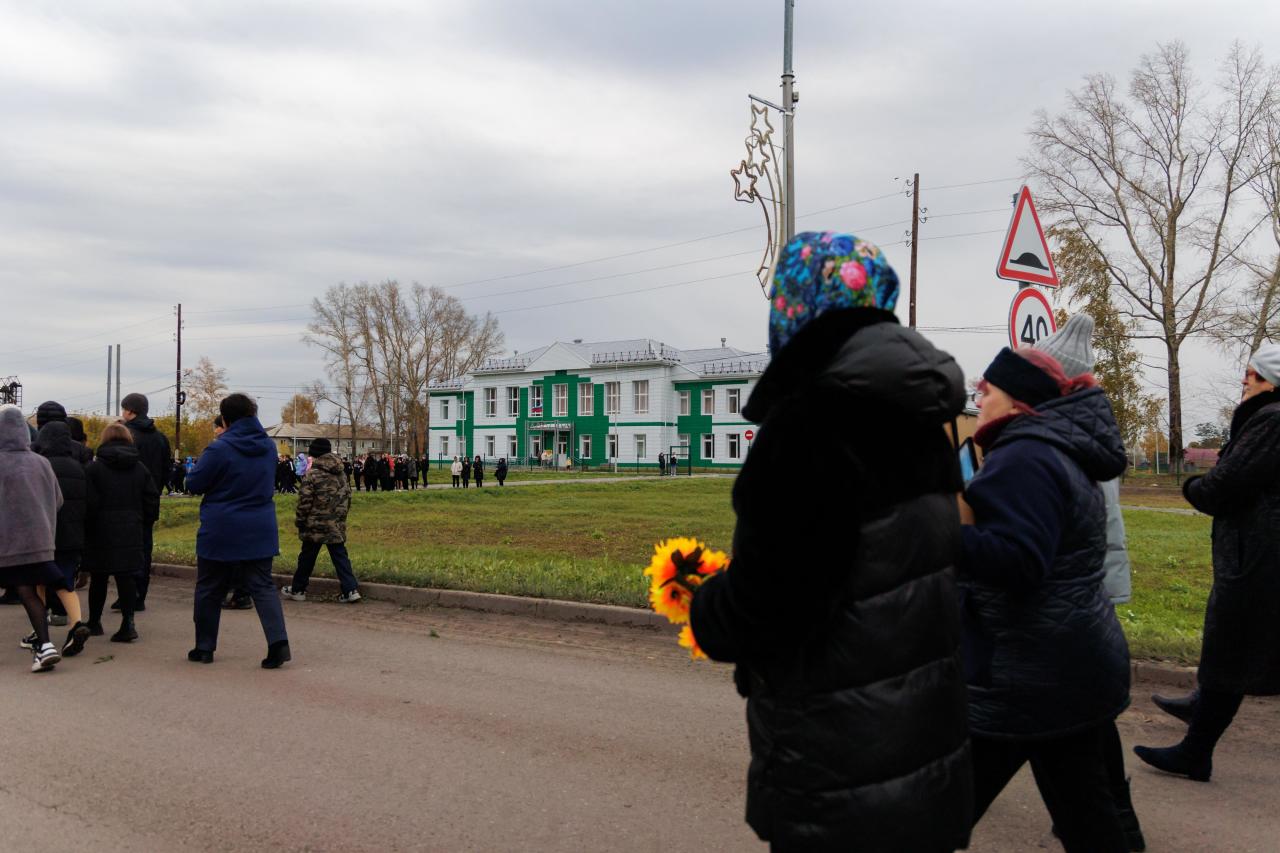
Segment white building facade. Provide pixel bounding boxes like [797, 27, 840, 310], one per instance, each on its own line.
[427, 339, 766, 469]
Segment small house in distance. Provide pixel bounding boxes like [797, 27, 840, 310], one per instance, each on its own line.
[1183, 447, 1220, 471]
[264, 422, 383, 457]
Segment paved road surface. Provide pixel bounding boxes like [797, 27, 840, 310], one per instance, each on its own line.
[2, 578, 1276, 852]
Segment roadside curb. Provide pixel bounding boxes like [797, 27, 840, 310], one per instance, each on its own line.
[153, 563, 669, 630]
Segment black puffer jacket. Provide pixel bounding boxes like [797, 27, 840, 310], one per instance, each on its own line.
[959, 387, 1130, 739]
[1183, 389, 1280, 696]
[83, 439, 161, 575]
[125, 415, 170, 497]
[690, 310, 972, 853]
[35, 422, 87, 554]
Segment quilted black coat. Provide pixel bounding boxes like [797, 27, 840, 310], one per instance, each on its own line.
[1183, 390, 1280, 695]
[959, 387, 1130, 740]
[83, 439, 161, 575]
[35, 421, 87, 554]
[690, 309, 973, 853]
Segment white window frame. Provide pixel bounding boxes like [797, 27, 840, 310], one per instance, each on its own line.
[678, 390, 691, 416]
[507, 387, 520, 417]
[484, 387, 497, 417]
[727, 388, 741, 414]
[728, 433, 741, 459]
[635, 434, 647, 459]
[677, 433, 690, 452]
[608, 433, 618, 459]
[702, 389, 715, 415]
[581, 434, 593, 459]
[605, 381, 620, 415]
[702, 433, 715, 460]
[440, 435, 450, 457]
[530, 435, 542, 457]
[440, 398, 450, 420]
[459, 398, 467, 421]
[485, 435, 495, 457]
[507, 435, 517, 458]
[530, 385, 543, 414]
[578, 382, 594, 416]
[633, 380, 649, 415]
[553, 383, 568, 417]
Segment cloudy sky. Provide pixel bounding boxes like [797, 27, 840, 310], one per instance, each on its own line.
[2, 0, 1277, 428]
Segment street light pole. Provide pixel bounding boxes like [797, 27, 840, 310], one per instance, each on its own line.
[781, 0, 796, 242]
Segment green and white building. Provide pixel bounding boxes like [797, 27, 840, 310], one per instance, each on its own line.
[427, 339, 767, 469]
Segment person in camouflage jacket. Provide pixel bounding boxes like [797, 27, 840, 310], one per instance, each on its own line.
[280, 439, 362, 603]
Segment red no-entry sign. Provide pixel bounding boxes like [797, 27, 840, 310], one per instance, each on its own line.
[744, 429, 755, 441]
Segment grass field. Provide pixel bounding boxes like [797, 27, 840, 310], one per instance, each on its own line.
[153, 478, 1214, 663]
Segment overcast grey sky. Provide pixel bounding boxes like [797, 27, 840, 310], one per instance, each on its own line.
[3, 0, 1277, 427]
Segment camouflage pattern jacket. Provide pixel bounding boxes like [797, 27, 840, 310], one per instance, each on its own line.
[296, 452, 351, 543]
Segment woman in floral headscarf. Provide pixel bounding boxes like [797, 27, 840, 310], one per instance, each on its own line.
[689, 232, 973, 851]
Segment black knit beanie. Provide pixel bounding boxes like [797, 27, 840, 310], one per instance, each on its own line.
[983, 348, 1061, 408]
[36, 400, 67, 427]
[121, 392, 149, 416]
[308, 438, 332, 457]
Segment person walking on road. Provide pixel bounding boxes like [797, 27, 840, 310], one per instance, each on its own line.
[280, 439, 362, 604]
[0, 405, 68, 672]
[185, 393, 291, 668]
[472, 455, 484, 488]
[450, 456, 462, 488]
[460, 456, 471, 488]
[119, 392, 170, 613]
[688, 232, 974, 852]
[495, 457, 508, 486]
[958, 346, 1130, 853]
[32, 418, 93, 656]
[1134, 343, 1280, 783]
[83, 423, 160, 644]
[34, 401, 89, 627]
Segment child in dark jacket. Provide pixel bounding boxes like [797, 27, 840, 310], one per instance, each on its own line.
[83, 423, 160, 642]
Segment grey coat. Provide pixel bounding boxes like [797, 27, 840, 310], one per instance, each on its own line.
[0, 406, 63, 568]
[1099, 478, 1131, 604]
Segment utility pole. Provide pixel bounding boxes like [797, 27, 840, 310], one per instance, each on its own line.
[114, 344, 121, 414]
[106, 346, 113, 416]
[909, 172, 920, 328]
[174, 303, 183, 455]
[781, 0, 797, 242]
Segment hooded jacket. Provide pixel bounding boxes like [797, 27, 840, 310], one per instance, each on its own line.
[690, 310, 973, 853]
[35, 421, 88, 554]
[0, 406, 63, 569]
[959, 387, 1131, 739]
[185, 416, 280, 561]
[82, 439, 161, 574]
[125, 414, 172, 496]
[296, 452, 351, 543]
[36, 401, 93, 466]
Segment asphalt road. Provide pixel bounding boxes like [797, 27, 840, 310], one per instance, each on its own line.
[2, 578, 1276, 852]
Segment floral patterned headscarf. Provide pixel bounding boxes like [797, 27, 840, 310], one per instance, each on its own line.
[768, 231, 899, 354]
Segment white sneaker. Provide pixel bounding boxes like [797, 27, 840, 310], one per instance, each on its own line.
[337, 590, 362, 604]
[280, 586, 306, 602]
[31, 643, 61, 673]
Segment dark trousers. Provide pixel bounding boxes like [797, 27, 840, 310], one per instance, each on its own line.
[1185, 687, 1244, 755]
[89, 572, 136, 623]
[452, 475, 460, 487]
[136, 522, 155, 603]
[193, 556, 288, 652]
[291, 541, 360, 594]
[48, 552, 80, 617]
[972, 725, 1127, 853]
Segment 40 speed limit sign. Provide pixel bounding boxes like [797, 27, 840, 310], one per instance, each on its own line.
[1009, 287, 1056, 349]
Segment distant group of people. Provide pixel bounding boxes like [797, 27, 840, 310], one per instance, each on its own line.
[446, 455, 508, 488]
[352, 452, 424, 492]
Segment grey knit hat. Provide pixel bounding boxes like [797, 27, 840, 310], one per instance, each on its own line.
[1035, 313, 1096, 377]
[1249, 342, 1280, 387]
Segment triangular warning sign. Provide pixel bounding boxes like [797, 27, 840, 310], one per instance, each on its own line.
[996, 186, 1059, 288]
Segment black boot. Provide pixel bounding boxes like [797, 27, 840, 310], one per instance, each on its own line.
[1152, 691, 1197, 724]
[87, 620, 105, 636]
[1133, 743, 1212, 782]
[262, 640, 291, 669]
[1113, 777, 1146, 851]
[187, 648, 214, 663]
[110, 614, 138, 643]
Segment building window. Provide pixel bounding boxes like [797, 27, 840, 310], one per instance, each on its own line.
[605, 381, 620, 415]
[484, 387, 497, 417]
[608, 433, 618, 459]
[507, 387, 519, 417]
[581, 434, 592, 459]
[578, 383, 594, 416]
[633, 380, 649, 415]
[440, 435, 450, 457]
[530, 385, 543, 416]
[459, 399, 467, 421]
[727, 388, 741, 414]
[553, 383, 568, 417]
[678, 433, 690, 453]
[702, 433, 715, 460]
[508, 435, 517, 458]
[486, 435, 495, 457]
[702, 389, 715, 415]
[635, 434, 647, 459]
[678, 390, 691, 416]
[530, 435, 542, 458]
[440, 398, 450, 420]
[728, 433, 741, 459]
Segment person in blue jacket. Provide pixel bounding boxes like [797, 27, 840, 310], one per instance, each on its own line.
[184, 393, 291, 668]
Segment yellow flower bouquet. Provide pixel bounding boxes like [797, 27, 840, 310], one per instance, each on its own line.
[643, 537, 729, 660]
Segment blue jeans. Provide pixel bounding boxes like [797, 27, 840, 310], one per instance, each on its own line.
[291, 541, 359, 594]
[193, 557, 288, 652]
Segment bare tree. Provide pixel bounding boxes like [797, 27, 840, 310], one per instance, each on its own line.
[1028, 41, 1276, 476]
[187, 356, 228, 423]
[305, 284, 373, 455]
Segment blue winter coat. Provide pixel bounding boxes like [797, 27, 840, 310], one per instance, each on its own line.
[185, 416, 280, 561]
[959, 387, 1130, 740]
